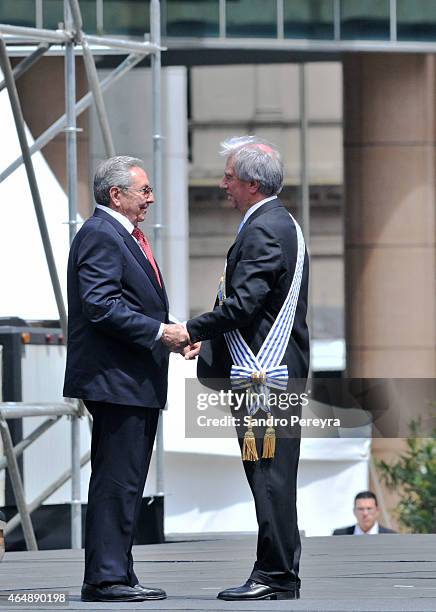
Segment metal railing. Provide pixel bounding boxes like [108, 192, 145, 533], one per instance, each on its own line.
[0, 0, 164, 549]
[0, 402, 88, 550]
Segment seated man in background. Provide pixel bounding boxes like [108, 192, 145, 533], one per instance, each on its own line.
[333, 491, 396, 535]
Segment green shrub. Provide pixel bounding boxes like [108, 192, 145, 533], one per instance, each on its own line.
[376, 407, 436, 534]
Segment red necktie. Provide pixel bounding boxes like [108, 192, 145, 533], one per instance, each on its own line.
[132, 227, 162, 287]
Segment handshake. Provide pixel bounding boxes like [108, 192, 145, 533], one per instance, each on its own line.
[160, 323, 201, 360]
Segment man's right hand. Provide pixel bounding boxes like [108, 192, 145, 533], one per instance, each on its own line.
[161, 323, 190, 353]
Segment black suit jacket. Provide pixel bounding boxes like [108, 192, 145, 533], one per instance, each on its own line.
[187, 199, 310, 385]
[333, 525, 396, 535]
[63, 207, 169, 408]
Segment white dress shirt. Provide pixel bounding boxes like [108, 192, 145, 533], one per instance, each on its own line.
[95, 203, 135, 237]
[237, 195, 277, 234]
[354, 522, 380, 535]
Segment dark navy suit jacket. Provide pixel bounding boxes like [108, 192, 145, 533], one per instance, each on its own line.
[63, 207, 169, 408]
[187, 198, 310, 386]
[333, 525, 396, 535]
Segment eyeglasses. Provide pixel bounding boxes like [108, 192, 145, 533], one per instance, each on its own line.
[122, 185, 153, 196]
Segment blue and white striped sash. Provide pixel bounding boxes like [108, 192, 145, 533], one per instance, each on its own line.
[222, 214, 305, 416]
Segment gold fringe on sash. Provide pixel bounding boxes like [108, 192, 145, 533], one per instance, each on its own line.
[262, 414, 276, 459]
[242, 417, 258, 461]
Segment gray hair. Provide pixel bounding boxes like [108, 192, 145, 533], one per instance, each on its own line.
[93, 155, 145, 206]
[220, 135, 283, 196]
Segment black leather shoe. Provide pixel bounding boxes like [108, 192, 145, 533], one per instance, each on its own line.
[81, 582, 166, 602]
[133, 583, 167, 598]
[217, 579, 300, 601]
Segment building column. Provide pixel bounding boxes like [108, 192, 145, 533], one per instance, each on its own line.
[162, 66, 189, 321]
[344, 54, 436, 527]
[344, 53, 436, 379]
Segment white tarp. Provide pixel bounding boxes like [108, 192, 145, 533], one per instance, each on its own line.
[0, 69, 70, 321]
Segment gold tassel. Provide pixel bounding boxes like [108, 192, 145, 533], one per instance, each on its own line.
[262, 415, 276, 459]
[242, 417, 258, 462]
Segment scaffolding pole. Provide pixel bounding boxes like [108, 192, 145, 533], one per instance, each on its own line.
[85, 34, 160, 55]
[81, 36, 116, 156]
[0, 403, 77, 419]
[5, 449, 91, 535]
[0, 35, 67, 339]
[0, 23, 71, 43]
[0, 24, 160, 55]
[299, 63, 310, 242]
[67, 0, 115, 157]
[0, 416, 60, 471]
[150, 0, 165, 498]
[0, 417, 38, 550]
[64, 0, 81, 550]
[0, 402, 89, 539]
[0, 43, 49, 93]
[299, 63, 312, 377]
[0, 52, 144, 184]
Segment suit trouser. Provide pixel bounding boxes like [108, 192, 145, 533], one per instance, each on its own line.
[84, 401, 159, 586]
[235, 422, 301, 592]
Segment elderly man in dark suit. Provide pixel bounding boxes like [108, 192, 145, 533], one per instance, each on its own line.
[333, 491, 396, 535]
[185, 136, 310, 601]
[63, 156, 188, 603]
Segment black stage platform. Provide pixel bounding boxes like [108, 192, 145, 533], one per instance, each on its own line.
[0, 533, 435, 611]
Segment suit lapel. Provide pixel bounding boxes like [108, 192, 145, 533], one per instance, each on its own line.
[245, 198, 283, 226]
[155, 260, 169, 311]
[93, 208, 166, 305]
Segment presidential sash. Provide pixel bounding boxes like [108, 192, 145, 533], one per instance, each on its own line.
[219, 214, 306, 459]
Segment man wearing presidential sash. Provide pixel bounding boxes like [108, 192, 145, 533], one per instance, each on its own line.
[186, 136, 310, 601]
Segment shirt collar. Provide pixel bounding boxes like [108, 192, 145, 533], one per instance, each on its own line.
[241, 195, 277, 228]
[95, 203, 135, 235]
[354, 521, 379, 535]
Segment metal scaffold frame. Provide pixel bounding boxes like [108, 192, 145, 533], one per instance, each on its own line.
[0, 0, 164, 551]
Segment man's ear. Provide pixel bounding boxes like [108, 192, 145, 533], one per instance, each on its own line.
[109, 185, 121, 208]
[249, 180, 260, 194]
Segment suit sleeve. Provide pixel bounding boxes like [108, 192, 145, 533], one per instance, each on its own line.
[187, 223, 283, 342]
[76, 228, 161, 349]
